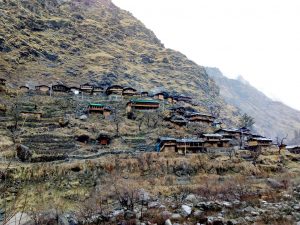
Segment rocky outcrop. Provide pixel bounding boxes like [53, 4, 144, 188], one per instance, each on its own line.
[16, 144, 32, 162]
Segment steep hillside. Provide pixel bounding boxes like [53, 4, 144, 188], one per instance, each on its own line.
[0, 0, 241, 122]
[206, 67, 300, 142]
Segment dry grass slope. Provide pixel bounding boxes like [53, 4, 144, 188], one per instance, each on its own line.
[0, 0, 240, 124]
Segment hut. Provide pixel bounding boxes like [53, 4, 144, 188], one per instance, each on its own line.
[170, 115, 188, 126]
[246, 137, 273, 151]
[88, 103, 111, 118]
[0, 78, 6, 86]
[156, 137, 205, 154]
[173, 95, 192, 103]
[35, 85, 50, 93]
[19, 86, 30, 93]
[122, 87, 137, 96]
[52, 84, 70, 92]
[184, 112, 215, 125]
[126, 99, 160, 112]
[201, 134, 231, 148]
[156, 137, 177, 153]
[287, 145, 300, 154]
[80, 83, 94, 93]
[176, 138, 205, 154]
[88, 103, 105, 113]
[215, 128, 241, 140]
[97, 134, 111, 145]
[105, 85, 123, 95]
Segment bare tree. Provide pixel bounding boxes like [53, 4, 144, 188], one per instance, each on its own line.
[143, 111, 163, 129]
[276, 135, 288, 155]
[112, 176, 139, 211]
[77, 191, 105, 225]
[135, 113, 144, 132]
[111, 102, 123, 137]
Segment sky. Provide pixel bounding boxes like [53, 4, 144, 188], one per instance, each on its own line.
[112, 0, 300, 110]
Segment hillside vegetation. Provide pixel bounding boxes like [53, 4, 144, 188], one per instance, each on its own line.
[0, 0, 240, 124]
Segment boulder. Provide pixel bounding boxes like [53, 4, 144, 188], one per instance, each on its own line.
[161, 211, 172, 220]
[243, 206, 256, 213]
[181, 205, 192, 217]
[185, 194, 197, 203]
[171, 214, 182, 220]
[112, 209, 124, 217]
[222, 201, 233, 208]
[165, 219, 172, 225]
[193, 210, 203, 218]
[148, 201, 160, 208]
[266, 178, 284, 189]
[16, 144, 32, 162]
[79, 115, 88, 121]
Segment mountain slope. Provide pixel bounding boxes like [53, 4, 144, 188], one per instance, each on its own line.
[0, 0, 240, 123]
[206, 67, 300, 142]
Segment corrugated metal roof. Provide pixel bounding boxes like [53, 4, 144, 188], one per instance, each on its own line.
[89, 103, 104, 107]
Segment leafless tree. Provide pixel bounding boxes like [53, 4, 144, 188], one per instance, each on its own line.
[112, 175, 139, 211]
[111, 102, 124, 137]
[135, 113, 144, 132]
[77, 191, 105, 225]
[276, 135, 288, 155]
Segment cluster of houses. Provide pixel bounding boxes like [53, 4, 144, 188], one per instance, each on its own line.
[166, 106, 219, 128]
[5, 80, 193, 104]
[9, 81, 196, 120]
[156, 127, 274, 154]
[2, 78, 300, 155]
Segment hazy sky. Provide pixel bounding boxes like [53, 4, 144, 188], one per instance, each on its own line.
[112, 0, 300, 110]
